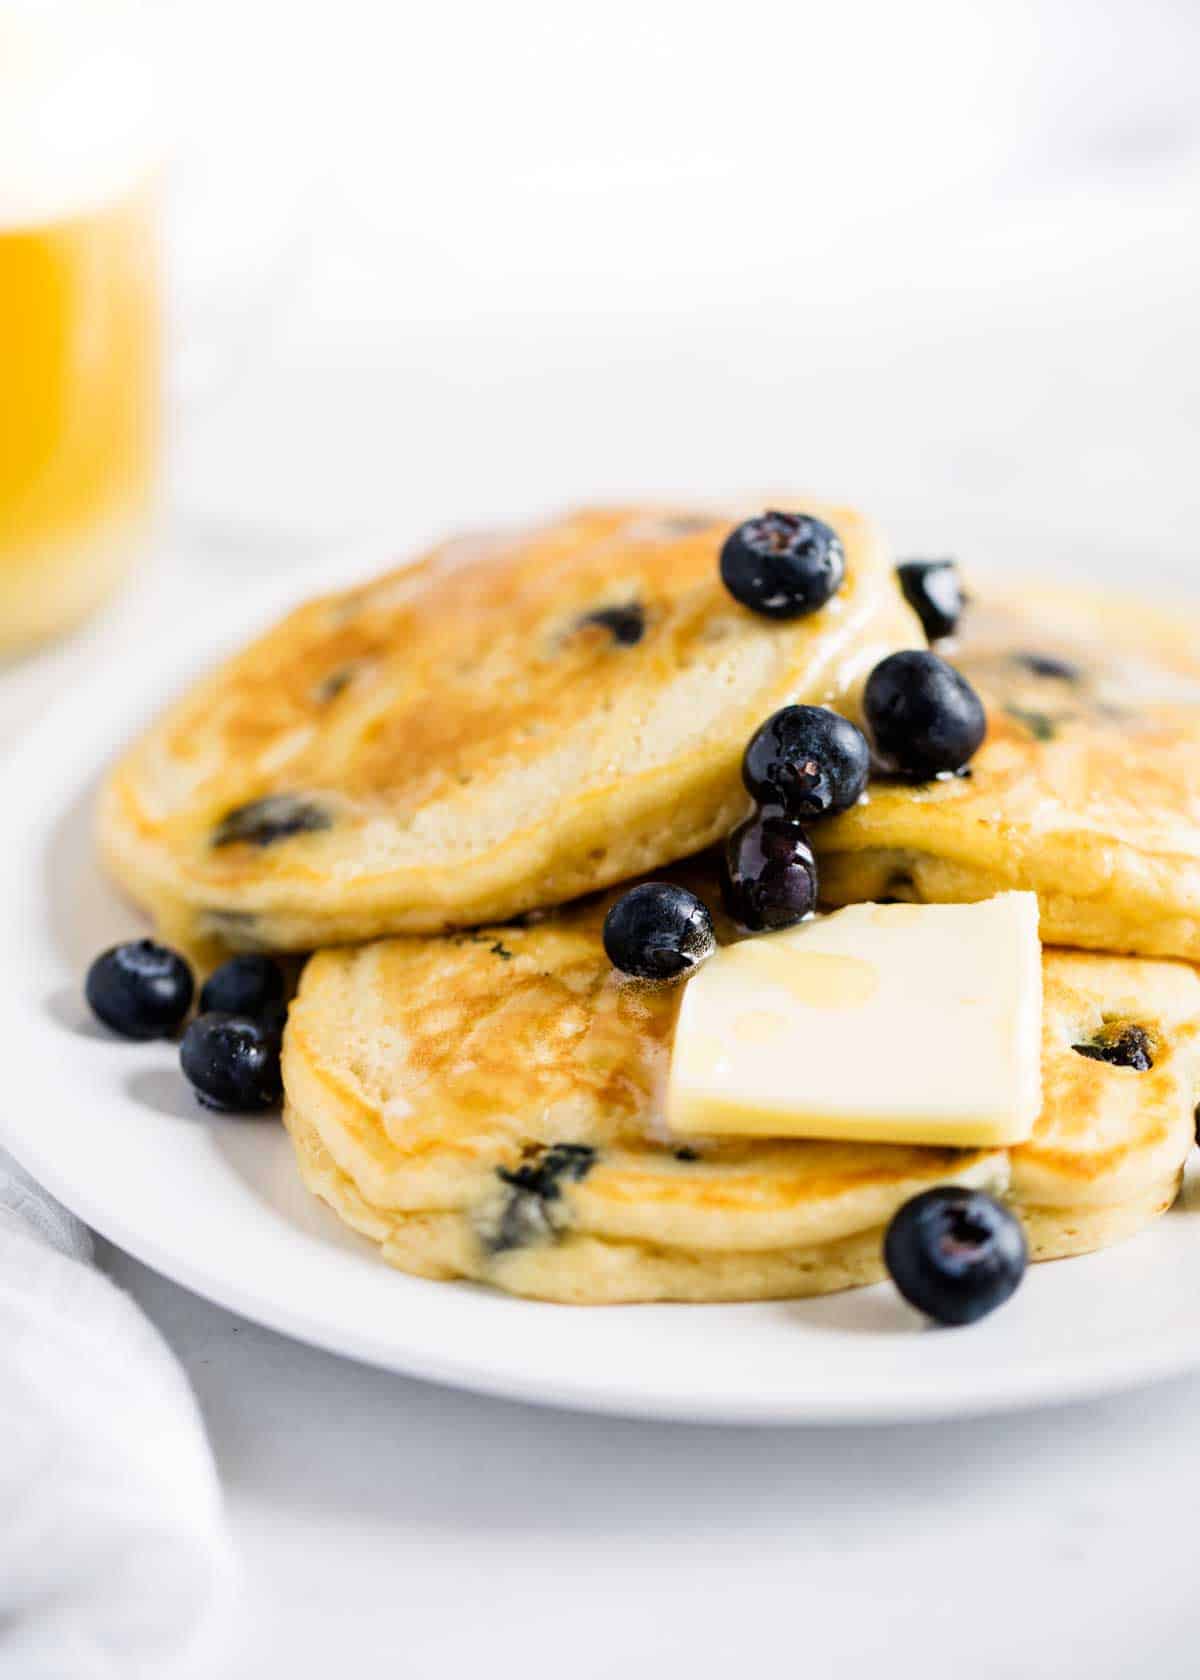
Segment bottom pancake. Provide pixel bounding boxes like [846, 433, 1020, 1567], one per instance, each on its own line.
[285, 1105, 1185, 1304]
[281, 887, 1200, 1305]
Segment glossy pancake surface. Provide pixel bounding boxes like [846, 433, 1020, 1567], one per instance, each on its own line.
[98, 503, 920, 951]
[281, 881, 1200, 1304]
[816, 576, 1200, 959]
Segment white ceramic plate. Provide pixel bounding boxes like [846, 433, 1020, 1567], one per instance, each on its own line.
[5, 562, 1200, 1426]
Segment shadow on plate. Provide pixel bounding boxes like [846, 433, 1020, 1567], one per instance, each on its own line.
[787, 1285, 919, 1336]
[45, 982, 115, 1041]
[125, 1065, 209, 1122]
[208, 1108, 379, 1255]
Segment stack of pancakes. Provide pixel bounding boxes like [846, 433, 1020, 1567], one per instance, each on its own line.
[99, 504, 1200, 1302]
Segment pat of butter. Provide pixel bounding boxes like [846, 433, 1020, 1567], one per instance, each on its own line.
[666, 894, 1042, 1147]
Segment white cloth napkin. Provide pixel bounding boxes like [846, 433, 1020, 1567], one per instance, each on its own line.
[0, 1148, 233, 1679]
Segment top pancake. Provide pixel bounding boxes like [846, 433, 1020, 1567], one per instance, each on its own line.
[281, 872, 1200, 1303]
[98, 503, 920, 951]
[815, 576, 1200, 960]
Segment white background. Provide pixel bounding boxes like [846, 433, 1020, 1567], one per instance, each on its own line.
[8, 0, 1200, 1674]
[151, 0, 1200, 583]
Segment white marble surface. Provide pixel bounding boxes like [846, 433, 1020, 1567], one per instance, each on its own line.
[102, 1239, 1200, 1680]
[6, 1, 1200, 1668]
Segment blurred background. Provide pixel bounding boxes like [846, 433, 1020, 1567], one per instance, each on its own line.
[160, 0, 1200, 572]
[3, 0, 1199, 667]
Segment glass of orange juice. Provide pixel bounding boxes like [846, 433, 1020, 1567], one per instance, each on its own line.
[0, 6, 161, 653]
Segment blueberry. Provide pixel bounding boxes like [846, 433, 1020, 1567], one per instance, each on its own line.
[1014, 651, 1082, 683]
[314, 665, 357, 703]
[498, 1143, 598, 1198]
[603, 883, 716, 981]
[487, 1144, 598, 1254]
[1073, 1024, 1155, 1072]
[576, 603, 645, 646]
[896, 559, 963, 641]
[884, 1187, 1027, 1326]
[211, 794, 331, 848]
[721, 809, 818, 931]
[199, 954, 286, 1022]
[864, 650, 987, 779]
[1005, 705, 1057, 743]
[742, 705, 870, 819]
[719, 512, 845, 620]
[85, 940, 194, 1040]
[179, 1013, 283, 1112]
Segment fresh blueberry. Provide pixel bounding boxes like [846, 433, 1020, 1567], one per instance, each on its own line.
[721, 809, 818, 931]
[896, 559, 963, 641]
[719, 512, 845, 620]
[742, 705, 870, 819]
[603, 883, 716, 981]
[864, 650, 987, 779]
[199, 954, 286, 1023]
[884, 1187, 1027, 1326]
[85, 940, 194, 1040]
[179, 1013, 283, 1113]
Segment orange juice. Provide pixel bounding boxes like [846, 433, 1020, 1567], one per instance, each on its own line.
[0, 189, 160, 649]
[0, 10, 161, 652]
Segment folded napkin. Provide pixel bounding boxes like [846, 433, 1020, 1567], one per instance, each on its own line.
[0, 1148, 233, 1679]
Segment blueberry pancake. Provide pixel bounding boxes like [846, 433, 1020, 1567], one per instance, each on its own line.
[816, 576, 1200, 960]
[98, 503, 921, 954]
[280, 879, 1200, 1304]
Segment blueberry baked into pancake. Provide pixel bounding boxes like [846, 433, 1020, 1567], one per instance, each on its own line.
[97, 503, 920, 956]
[88, 506, 1200, 1325]
[815, 574, 1200, 961]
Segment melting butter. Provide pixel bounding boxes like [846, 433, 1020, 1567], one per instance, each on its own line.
[732, 1008, 790, 1044]
[726, 943, 878, 1008]
[667, 895, 1043, 1147]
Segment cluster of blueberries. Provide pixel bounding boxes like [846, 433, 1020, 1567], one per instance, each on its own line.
[85, 944, 287, 1112]
[604, 512, 1024, 1328]
[603, 511, 985, 983]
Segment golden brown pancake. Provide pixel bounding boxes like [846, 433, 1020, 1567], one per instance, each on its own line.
[815, 576, 1200, 959]
[281, 878, 1200, 1303]
[97, 503, 920, 955]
